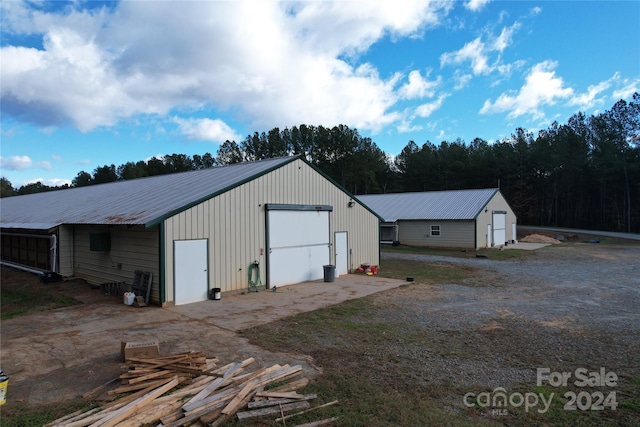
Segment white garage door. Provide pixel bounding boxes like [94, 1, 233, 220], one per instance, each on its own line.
[492, 211, 506, 246]
[267, 206, 331, 287]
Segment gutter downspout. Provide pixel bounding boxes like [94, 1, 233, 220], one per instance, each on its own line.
[50, 234, 58, 273]
[159, 222, 166, 306]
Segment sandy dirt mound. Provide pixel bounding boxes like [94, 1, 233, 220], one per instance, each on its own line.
[520, 233, 562, 244]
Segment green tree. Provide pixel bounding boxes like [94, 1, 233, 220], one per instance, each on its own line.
[92, 164, 118, 184]
[589, 96, 640, 231]
[0, 177, 15, 197]
[216, 140, 244, 164]
[72, 171, 93, 187]
[118, 161, 149, 180]
[16, 181, 53, 195]
[193, 153, 217, 169]
[163, 154, 193, 173]
[147, 157, 169, 176]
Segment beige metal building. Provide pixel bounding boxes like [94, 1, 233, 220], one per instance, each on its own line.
[1, 156, 381, 306]
[357, 189, 517, 249]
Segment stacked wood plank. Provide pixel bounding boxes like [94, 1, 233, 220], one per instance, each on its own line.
[46, 351, 338, 426]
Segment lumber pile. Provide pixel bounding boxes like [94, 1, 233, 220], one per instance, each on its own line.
[46, 351, 338, 426]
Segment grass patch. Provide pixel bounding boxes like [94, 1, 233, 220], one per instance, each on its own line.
[0, 400, 99, 427]
[1, 287, 81, 320]
[377, 257, 472, 284]
[239, 299, 489, 427]
[1, 266, 85, 320]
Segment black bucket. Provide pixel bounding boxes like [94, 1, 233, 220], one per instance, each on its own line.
[210, 288, 221, 300]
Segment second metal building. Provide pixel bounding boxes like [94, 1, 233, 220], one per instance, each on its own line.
[358, 188, 517, 249]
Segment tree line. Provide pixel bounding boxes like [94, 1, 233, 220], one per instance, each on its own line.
[2, 94, 638, 232]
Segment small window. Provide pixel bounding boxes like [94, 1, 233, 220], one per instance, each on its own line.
[430, 225, 441, 236]
[90, 232, 111, 252]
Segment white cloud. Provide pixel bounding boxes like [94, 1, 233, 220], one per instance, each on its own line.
[173, 117, 242, 143]
[52, 154, 63, 162]
[396, 119, 423, 133]
[75, 159, 91, 165]
[25, 177, 71, 187]
[47, 178, 71, 187]
[440, 21, 521, 76]
[0, 1, 453, 135]
[414, 95, 448, 118]
[493, 23, 520, 52]
[612, 76, 640, 100]
[480, 61, 574, 119]
[567, 79, 612, 110]
[452, 71, 473, 90]
[441, 37, 490, 75]
[0, 155, 32, 170]
[398, 70, 441, 100]
[37, 161, 52, 170]
[465, 0, 491, 12]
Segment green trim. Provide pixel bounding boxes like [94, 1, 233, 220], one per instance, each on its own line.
[159, 222, 166, 304]
[144, 156, 301, 229]
[264, 205, 270, 290]
[266, 204, 333, 212]
[296, 157, 385, 222]
[378, 221, 382, 266]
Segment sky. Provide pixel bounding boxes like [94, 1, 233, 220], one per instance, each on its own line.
[1, 1, 639, 188]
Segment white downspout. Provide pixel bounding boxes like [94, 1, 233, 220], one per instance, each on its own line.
[50, 234, 58, 273]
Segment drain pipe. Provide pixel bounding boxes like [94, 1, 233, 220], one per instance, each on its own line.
[50, 234, 58, 273]
[0, 260, 48, 275]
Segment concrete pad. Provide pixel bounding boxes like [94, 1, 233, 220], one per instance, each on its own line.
[167, 273, 407, 331]
[0, 272, 406, 405]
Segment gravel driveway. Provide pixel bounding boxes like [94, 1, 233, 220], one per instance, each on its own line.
[378, 243, 640, 392]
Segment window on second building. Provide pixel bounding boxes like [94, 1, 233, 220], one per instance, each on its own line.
[430, 225, 441, 236]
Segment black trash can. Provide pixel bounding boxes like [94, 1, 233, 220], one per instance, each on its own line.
[323, 265, 336, 282]
[209, 288, 221, 300]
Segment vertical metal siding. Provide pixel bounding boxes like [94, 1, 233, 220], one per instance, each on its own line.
[475, 192, 517, 248]
[163, 159, 379, 300]
[73, 225, 160, 302]
[398, 220, 475, 248]
[57, 225, 74, 276]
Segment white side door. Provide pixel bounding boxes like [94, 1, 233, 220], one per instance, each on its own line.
[335, 231, 348, 276]
[492, 212, 506, 246]
[174, 239, 208, 305]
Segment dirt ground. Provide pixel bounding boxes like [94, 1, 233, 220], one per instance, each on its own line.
[0, 267, 404, 408]
[1, 241, 639, 423]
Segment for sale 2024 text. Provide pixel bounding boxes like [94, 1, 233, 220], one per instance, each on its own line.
[537, 367, 618, 411]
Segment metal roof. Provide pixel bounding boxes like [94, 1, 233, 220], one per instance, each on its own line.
[356, 188, 500, 222]
[0, 156, 296, 230]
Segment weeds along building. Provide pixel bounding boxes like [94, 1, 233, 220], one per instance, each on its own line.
[0, 156, 381, 306]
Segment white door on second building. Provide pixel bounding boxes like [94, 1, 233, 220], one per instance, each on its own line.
[174, 239, 208, 305]
[267, 208, 330, 287]
[492, 211, 506, 246]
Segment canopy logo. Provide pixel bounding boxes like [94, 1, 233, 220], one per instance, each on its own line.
[463, 367, 618, 415]
[463, 387, 553, 414]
